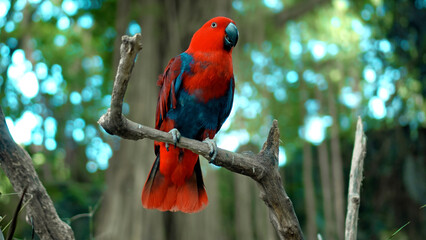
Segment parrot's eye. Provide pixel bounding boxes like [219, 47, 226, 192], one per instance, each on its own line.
[211, 22, 217, 28]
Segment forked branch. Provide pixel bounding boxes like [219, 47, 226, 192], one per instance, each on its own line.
[98, 34, 304, 240]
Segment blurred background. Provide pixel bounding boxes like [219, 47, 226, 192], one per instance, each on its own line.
[0, 0, 425, 239]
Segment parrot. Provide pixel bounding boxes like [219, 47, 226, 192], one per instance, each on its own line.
[141, 16, 238, 213]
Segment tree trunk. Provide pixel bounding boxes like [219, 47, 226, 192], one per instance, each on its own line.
[95, 1, 166, 239]
[327, 83, 345, 240]
[315, 87, 335, 240]
[299, 76, 318, 240]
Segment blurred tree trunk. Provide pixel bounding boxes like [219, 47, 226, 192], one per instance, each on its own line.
[97, 0, 234, 239]
[327, 83, 345, 240]
[299, 76, 318, 240]
[302, 142, 317, 239]
[234, 174, 254, 240]
[96, 0, 166, 239]
[315, 87, 335, 240]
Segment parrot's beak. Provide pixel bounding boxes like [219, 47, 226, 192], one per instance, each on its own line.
[224, 23, 238, 51]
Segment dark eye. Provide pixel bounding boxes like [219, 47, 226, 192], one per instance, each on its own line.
[211, 22, 217, 28]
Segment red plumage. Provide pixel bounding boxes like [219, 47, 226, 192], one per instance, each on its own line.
[142, 16, 238, 213]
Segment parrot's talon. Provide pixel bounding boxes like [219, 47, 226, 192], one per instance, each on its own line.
[203, 138, 218, 163]
[165, 143, 169, 151]
[168, 128, 181, 148]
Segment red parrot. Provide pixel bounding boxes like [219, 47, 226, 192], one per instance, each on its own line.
[141, 16, 238, 213]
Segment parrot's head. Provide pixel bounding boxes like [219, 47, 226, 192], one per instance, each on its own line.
[188, 16, 239, 53]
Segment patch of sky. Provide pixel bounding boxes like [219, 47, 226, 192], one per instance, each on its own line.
[278, 146, 287, 167]
[14, 0, 26, 11]
[305, 99, 320, 114]
[308, 40, 326, 61]
[51, 92, 68, 106]
[217, 129, 250, 152]
[32, 129, 43, 145]
[6, 111, 43, 145]
[340, 86, 361, 108]
[289, 41, 302, 59]
[265, 68, 284, 92]
[45, 138, 57, 150]
[54, 35, 67, 47]
[327, 44, 339, 56]
[0, 17, 5, 28]
[263, 0, 283, 12]
[82, 55, 103, 72]
[351, 19, 365, 35]
[41, 76, 60, 95]
[286, 71, 298, 84]
[7, 38, 18, 49]
[13, 12, 23, 23]
[363, 83, 375, 98]
[86, 161, 98, 173]
[299, 115, 332, 145]
[331, 17, 341, 28]
[5, 91, 18, 109]
[86, 137, 113, 171]
[243, 100, 261, 119]
[232, 0, 244, 12]
[57, 15, 71, 30]
[361, 4, 374, 21]
[5, 21, 15, 32]
[87, 75, 103, 87]
[251, 50, 268, 69]
[102, 95, 111, 107]
[378, 39, 391, 53]
[303, 69, 316, 84]
[0, 0, 11, 18]
[35, 62, 48, 79]
[62, 0, 78, 16]
[85, 125, 97, 139]
[70, 91, 82, 105]
[316, 74, 328, 90]
[32, 49, 43, 61]
[33, 0, 57, 22]
[368, 96, 386, 119]
[78, 14, 93, 29]
[363, 66, 376, 82]
[252, 72, 263, 84]
[81, 86, 93, 101]
[72, 128, 85, 142]
[274, 87, 287, 102]
[44, 116, 57, 138]
[128, 20, 141, 35]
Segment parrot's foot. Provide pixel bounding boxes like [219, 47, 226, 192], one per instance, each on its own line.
[203, 138, 218, 163]
[166, 128, 181, 151]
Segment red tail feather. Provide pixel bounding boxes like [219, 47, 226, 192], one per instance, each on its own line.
[142, 144, 208, 213]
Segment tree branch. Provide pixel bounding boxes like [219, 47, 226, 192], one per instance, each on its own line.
[98, 34, 304, 240]
[0, 108, 75, 240]
[344, 117, 367, 240]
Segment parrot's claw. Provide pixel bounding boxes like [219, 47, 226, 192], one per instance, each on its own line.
[203, 138, 218, 163]
[166, 128, 181, 150]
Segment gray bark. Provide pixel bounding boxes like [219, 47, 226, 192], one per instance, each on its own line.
[0, 108, 75, 240]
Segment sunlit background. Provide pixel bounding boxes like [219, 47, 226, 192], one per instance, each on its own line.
[1, 0, 425, 239]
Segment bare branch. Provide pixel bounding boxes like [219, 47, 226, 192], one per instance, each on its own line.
[98, 34, 304, 240]
[0, 108, 75, 240]
[345, 117, 367, 240]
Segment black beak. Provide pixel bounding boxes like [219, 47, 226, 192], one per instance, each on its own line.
[224, 22, 238, 51]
